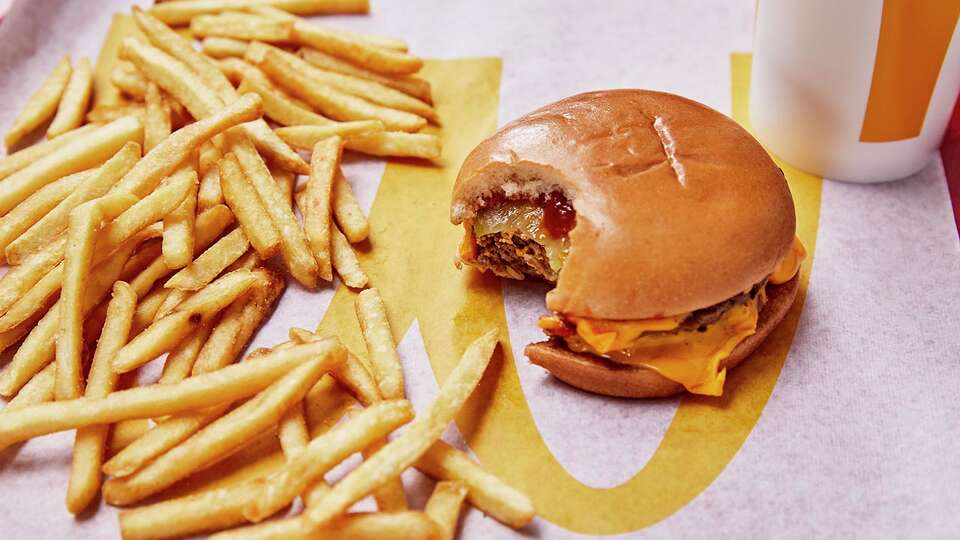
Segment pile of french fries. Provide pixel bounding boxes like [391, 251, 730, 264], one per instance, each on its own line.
[0, 1, 533, 539]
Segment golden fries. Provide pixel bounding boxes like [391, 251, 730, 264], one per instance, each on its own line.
[219, 153, 280, 258]
[159, 319, 215, 384]
[356, 288, 404, 399]
[166, 228, 250, 290]
[288, 328, 381, 406]
[0, 341, 342, 448]
[275, 121, 384, 149]
[254, 46, 425, 132]
[303, 329, 499, 529]
[66, 281, 137, 514]
[347, 131, 442, 160]
[197, 141, 224, 210]
[0, 116, 142, 216]
[333, 169, 369, 243]
[302, 136, 342, 281]
[243, 399, 414, 521]
[149, 0, 371, 26]
[57, 192, 140, 400]
[203, 36, 250, 59]
[174, 268, 258, 315]
[416, 441, 536, 528]
[0, 171, 86, 264]
[300, 47, 432, 104]
[5, 361, 56, 411]
[237, 72, 333, 127]
[425, 481, 468, 540]
[362, 434, 409, 511]
[228, 133, 319, 288]
[6, 141, 141, 264]
[191, 13, 293, 42]
[0, 124, 98, 181]
[103, 345, 343, 506]
[0, 239, 138, 396]
[217, 57, 256, 86]
[161, 175, 198, 268]
[5, 56, 72, 149]
[0, 237, 67, 315]
[143, 82, 172, 152]
[331, 224, 368, 288]
[114, 92, 262, 197]
[47, 57, 94, 138]
[112, 63, 148, 98]
[291, 21, 422, 76]
[210, 512, 441, 540]
[112, 310, 200, 374]
[119, 482, 261, 540]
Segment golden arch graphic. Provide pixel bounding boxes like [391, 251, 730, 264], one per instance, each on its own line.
[316, 54, 823, 534]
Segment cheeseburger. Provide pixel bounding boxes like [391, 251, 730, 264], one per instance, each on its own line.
[450, 90, 805, 398]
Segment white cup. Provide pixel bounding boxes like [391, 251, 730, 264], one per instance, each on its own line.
[750, 0, 960, 183]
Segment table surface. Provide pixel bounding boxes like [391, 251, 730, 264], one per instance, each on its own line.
[0, 1, 958, 539]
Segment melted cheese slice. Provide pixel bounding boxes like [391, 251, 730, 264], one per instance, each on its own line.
[770, 236, 806, 284]
[473, 202, 569, 272]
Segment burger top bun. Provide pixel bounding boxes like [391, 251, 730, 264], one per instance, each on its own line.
[452, 90, 796, 320]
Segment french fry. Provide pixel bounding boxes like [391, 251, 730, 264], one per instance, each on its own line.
[289, 328, 381, 405]
[101, 168, 195, 255]
[0, 263, 62, 332]
[356, 288, 404, 399]
[5, 361, 56, 411]
[119, 240, 163, 283]
[143, 82, 172, 153]
[331, 223, 368, 288]
[203, 36, 250, 59]
[191, 13, 293, 42]
[210, 512, 441, 540]
[243, 399, 414, 521]
[291, 21, 422, 76]
[0, 116, 142, 217]
[273, 167, 296, 208]
[148, 0, 370, 26]
[107, 419, 152, 455]
[228, 134, 319, 288]
[254, 46, 425, 132]
[66, 281, 137, 514]
[111, 310, 201, 374]
[159, 318, 215, 384]
[0, 124, 98, 181]
[165, 228, 250, 290]
[86, 103, 146, 124]
[197, 141, 224, 210]
[217, 57, 257, 86]
[162, 175, 197, 269]
[118, 482, 262, 540]
[237, 72, 333, 127]
[0, 236, 68, 316]
[346, 131, 442, 160]
[152, 287, 188, 321]
[129, 205, 235, 297]
[103, 346, 343, 506]
[278, 399, 310, 454]
[192, 268, 284, 374]
[0, 342, 341, 449]
[4, 56, 72, 149]
[56, 192, 140, 400]
[113, 92, 262, 197]
[245, 4, 408, 51]
[415, 441, 536, 528]
[332, 169, 368, 243]
[424, 481, 468, 540]
[219, 153, 280, 258]
[301, 136, 342, 281]
[226, 248, 262, 272]
[303, 330, 499, 529]
[112, 63, 148, 98]
[48, 57, 94, 138]
[6, 141, 141, 264]
[130, 287, 171, 336]
[275, 121, 383, 149]
[171, 268, 258, 316]
[0, 237, 138, 397]
[362, 435, 409, 511]
[130, 9, 309, 174]
[300, 47, 432, 104]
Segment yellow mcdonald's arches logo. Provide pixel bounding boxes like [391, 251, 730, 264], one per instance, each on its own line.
[860, 0, 960, 142]
[316, 54, 823, 533]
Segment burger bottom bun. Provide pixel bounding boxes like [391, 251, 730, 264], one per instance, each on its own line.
[525, 274, 800, 399]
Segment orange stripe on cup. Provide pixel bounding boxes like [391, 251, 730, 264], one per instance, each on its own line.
[859, 0, 960, 142]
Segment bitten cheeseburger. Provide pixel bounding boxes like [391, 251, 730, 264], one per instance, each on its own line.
[450, 90, 805, 398]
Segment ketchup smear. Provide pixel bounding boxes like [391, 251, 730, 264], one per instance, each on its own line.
[482, 191, 576, 238]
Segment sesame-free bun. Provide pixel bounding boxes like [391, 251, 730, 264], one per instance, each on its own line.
[451, 90, 796, 319]
[525, 274, 799, 398]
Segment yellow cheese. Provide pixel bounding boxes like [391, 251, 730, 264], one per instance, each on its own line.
[568, 315, 685, 354]
[770, 236, 806, 284]
[473, 201, 570, 272]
